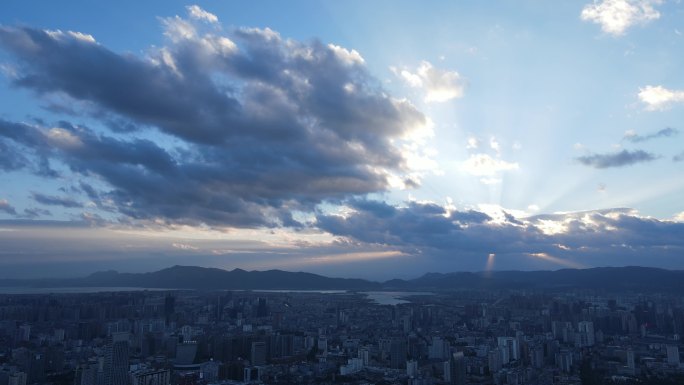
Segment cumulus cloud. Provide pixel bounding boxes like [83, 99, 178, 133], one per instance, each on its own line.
[639, 85, 684, 111]
[576, 149, 657, 168]
[623, 127, 678, 143]
[460, 153, 519, 176]
[0, 10, 430, 228]
[674, 151, 684, 162]
[392, 61, 465, 103]
[581, 0, 662, 36]
[186, 5, 218, 23]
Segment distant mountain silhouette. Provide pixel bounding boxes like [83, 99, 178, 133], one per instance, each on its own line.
[1, 265, 684, 292]
[0, 265, 380, 290]
[386, 266, 684, 292]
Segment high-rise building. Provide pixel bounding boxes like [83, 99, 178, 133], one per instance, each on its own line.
[164, 295, 175, 325]
[390, 338, 407, 369]
[449, 352, 466, 385]
[626, 349, 635, 371]
[250, 342, 266, 366]
[358, 347, 370, 366]
[8, 372, 27, 385]
[256, 298, 268, 318]
[429, 336, 449, 360]
[105, 332, 130, 385]
[497, 337, 519, 362]
[667, 345, 680, 366]
[556, 351, 573, 373]
[488, 349, 502, 373]
[577, 321, 595, 347]
[175, 341, 197, 365]
[406, 360, 418, 377]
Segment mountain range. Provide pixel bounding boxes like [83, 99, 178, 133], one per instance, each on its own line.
[2, 265, 684, 292]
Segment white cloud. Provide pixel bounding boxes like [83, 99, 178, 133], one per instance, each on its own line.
[489, 137, 501, 153]
[393, 61, 465, 103]
[328, 44, 365, 66]
[638, 85, 684, 110]
[172, 242, 199, 251]
[466, 137, 480, 149]
[161, 16, 197, 42]
[580, 0, 661, 36]
[45, 30, 96, 44]
[460, 154, 519, 177]
[186, 5, 219, 23]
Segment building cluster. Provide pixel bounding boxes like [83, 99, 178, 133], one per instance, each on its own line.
[0, 287, 683, 384]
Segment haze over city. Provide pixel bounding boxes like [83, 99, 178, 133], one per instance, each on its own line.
[1, 0, 683, 280]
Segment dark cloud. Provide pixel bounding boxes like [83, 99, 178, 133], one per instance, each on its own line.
[0, 17, 428, 228]
[317, 201, 684, 270]
[576, 150, 657, 168]
[31, 192, 82, 208]
[674, 152, 684, 162]
[22, 207, 52, 218]
[624, 127, 678, 143]
[0, 200, 17, 216]
[0, 139, 29, 171]
[0, 119, 60, 176]
[450, 210, 492, 224]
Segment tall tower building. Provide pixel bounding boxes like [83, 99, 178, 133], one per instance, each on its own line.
[577, 321, 595, 347]
[666, 345, 680, 366]
[449, 352, 466, 385]
[390, 338, 407, 369]
[104, 332, 130, 385]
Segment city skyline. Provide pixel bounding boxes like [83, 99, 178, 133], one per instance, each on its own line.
[1, 1, 684, 279]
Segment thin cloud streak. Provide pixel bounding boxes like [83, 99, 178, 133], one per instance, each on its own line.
[623, 127, 678, 143]
[576, 149, 657, 168]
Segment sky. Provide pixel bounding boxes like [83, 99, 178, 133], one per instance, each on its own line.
[0, 0, 683, 280]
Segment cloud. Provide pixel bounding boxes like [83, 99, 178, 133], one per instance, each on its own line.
[0, 10, 430, 228]
[580, 0, 662, 36]
[576, 149, 657, 168]
[623, 127, 678, 143]
[0, 199, 17, 216]
[674, 151, 684, 162]
[489, 137, 501, 153]
[22, 207, 52, 218]
[31, 192, 83, 208]
[466, 137, 480, 150]
[392, 61, 465, 103]
[460, 153, 519, 176]
[0, 139, 29, 171]
[186, 5, 218, 23]
[317, 201, 684, 270]
[638, 85, 684, 111]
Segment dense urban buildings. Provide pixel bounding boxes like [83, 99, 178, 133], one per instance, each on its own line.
[0, 286, 683, 384]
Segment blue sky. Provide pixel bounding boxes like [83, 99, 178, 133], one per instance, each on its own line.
[0, 1, 683, 279]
